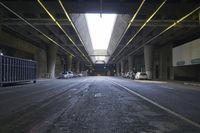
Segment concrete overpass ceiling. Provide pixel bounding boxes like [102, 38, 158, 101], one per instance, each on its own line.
[1, 2, 200, 130]
[1, 0, 200, 65]
[107, 0, 200, 64]
[1, 0, 94, 65]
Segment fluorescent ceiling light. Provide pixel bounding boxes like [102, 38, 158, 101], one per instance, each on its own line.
[85, 13, 117, 50]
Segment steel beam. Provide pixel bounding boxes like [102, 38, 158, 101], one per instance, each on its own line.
[2, 1, 199, 14]
[89, 55, 110, 56]
[131, 19, 200, 27]
[2, 18, 70, 25]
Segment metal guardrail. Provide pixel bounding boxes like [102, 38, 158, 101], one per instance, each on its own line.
[0, 55, 37, 87]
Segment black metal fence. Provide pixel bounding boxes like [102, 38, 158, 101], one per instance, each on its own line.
[0, 55, 36, 87]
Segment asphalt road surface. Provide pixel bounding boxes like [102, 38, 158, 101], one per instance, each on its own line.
[0, 76, 200, 133]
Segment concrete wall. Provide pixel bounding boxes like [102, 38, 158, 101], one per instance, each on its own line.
[124, 59, 128, 73]
[174, 65, 200, 81]
[151, 38, 200, 81]
[70, 14, 94, 62]
[172, 38, 200, 81]
[55, 55, 64, 77]
[107, 14, 131, 56]
[0, 31, 48, 78]
[173, 38, 200, 66]
[153, 44, 173, 80]
[34, 48, 47, 78]
[133, 54, 145, 72]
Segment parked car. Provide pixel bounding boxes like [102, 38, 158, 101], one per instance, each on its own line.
[72, 72, 79, 78]
[135, 72, 148, 80]
[128, 71, 135, 79]
[124, 72, 129, 78]
[78, 73, 83, 77]
[122, 71, 135, 79]
[61, 71, 74, 79]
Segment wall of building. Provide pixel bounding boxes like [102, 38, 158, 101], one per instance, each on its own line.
[173, 38, 200, 66]
[172, 38, 200, 81]
[151, 38, 200, 81]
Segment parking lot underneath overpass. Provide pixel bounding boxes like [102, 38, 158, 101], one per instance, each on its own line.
[0, 76, 200, 133]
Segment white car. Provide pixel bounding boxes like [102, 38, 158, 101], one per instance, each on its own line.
[135, 72, 148, 80]
[62, 71, 74, 79]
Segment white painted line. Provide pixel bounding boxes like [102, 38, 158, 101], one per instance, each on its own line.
[111, 81, 200, 129]
[158, 85, 174, 90]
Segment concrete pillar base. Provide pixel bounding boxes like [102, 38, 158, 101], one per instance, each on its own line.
[34, 49, 47, 78]
[144, 45, 153, 79]
[128, 55, 133, 72]
[0, 10, 2, 31]
[76, 60, 80, 73]
[67, 54, 73, 71]
[47, 44, 57, 78]
[116, 63, 120, 76]
[0, 10, 2, 35]
[120, 59, 124, 75]
[146, 71, 152, 79]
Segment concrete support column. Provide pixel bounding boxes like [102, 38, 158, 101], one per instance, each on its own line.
[132, 56, 136, 72]
[116, 63, 120, 76]
[34, 49, 47, 78]
[199, 11, 200, 24]
[144, 45, 153, 79]
[0, 9, 2, 54]
[76, 60, 80, 73]
[0, 10, 2, 34]
[128, 55, 133, 72]
[120, 59, 124, 74]
[79, 62, 82, 72]
[80, 62, 85, 72]
[67, 54, 73, 71]
[159, 54, 163, 79]
[47, 44, 57, 78]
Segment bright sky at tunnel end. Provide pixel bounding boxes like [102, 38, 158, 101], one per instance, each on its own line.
[85, 13, 117, 50]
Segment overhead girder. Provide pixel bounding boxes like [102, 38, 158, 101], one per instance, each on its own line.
[1, 0, 200, 65]
[42, 25, 82, 57]
[0, 1, 77, 59]
[2, 18, 71, 26]
[2, 25, 47, 50]
[37, 0, 92, 64]
[0, 1, 92, 64]
[2, 1, 199, 14]
[108, 1, 200, 64]
[109, 0, 170, 63]
[131, 19, 200, 27]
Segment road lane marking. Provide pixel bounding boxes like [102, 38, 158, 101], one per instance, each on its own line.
[111, 81, 200, 129]
[158, 85, 174, 90]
